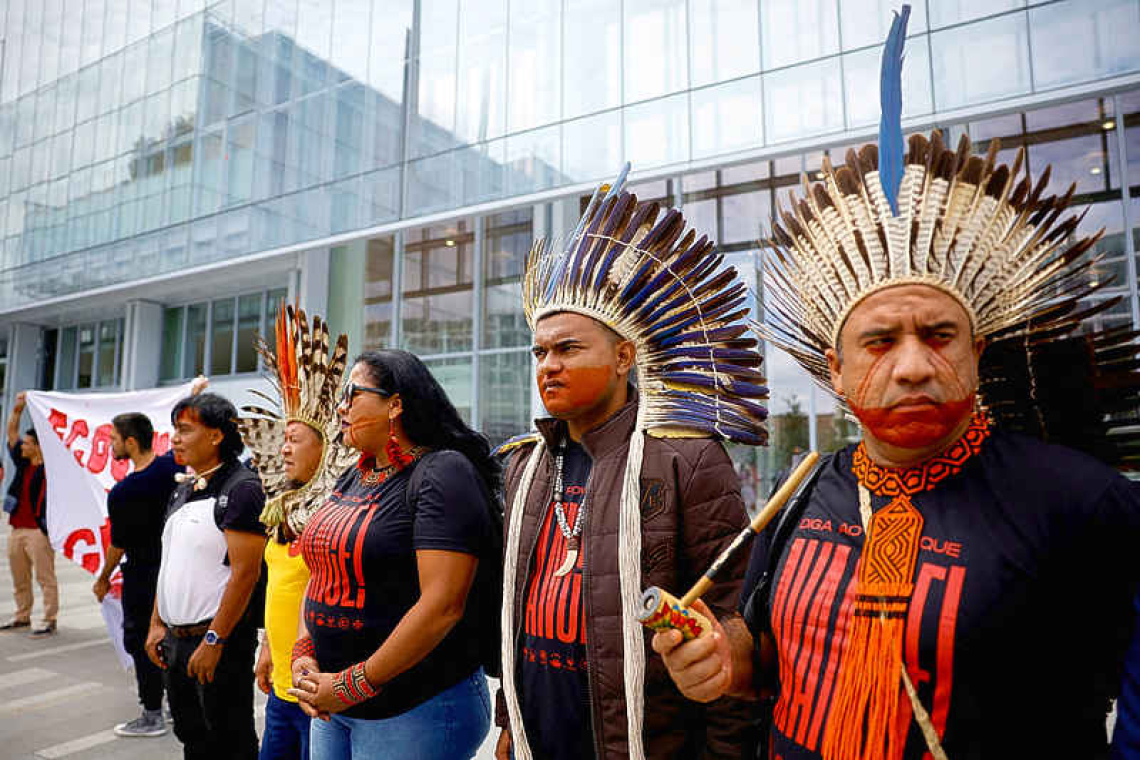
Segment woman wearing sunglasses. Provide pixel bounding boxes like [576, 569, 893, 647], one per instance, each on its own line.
[288, 349, 499, 759]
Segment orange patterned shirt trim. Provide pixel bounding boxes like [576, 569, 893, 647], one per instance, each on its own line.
[852, 413, 991, 497]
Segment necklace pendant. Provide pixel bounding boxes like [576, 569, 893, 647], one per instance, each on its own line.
[553, 536, 579, 578]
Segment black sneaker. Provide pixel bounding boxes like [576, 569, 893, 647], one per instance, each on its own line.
[114, 710, 168, 737]
[30, 621, 56, 637]
[0, 619, 30, 631]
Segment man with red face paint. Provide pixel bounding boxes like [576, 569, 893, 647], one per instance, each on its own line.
[653, 130, 1140, 759]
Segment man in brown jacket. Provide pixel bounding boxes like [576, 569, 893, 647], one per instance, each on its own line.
[493, 307, 758, 759]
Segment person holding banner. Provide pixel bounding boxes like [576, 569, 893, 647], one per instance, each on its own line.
[1, 391, 57, 637]
[146, 392, 267, 760]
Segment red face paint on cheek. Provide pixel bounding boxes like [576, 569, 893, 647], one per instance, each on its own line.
[540, 365, 614, 416]
[849, 394, 974, 449]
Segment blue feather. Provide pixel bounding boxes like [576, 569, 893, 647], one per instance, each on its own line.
[879, 4, 911, 217]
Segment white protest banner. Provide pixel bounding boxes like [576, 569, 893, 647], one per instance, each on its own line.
[24, 383, 194, 668]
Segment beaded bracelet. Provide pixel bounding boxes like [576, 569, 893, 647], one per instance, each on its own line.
[332, 662, 379, 707]
[290, 636, 315, 667]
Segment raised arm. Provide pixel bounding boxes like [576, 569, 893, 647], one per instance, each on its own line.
[7, 391, 26, 450]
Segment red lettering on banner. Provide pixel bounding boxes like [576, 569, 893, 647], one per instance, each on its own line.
[152, 432, 171, 456]
[49, 409, 68, 439]
[64, 527, 102, 573]
[86, 424, 114, 476]
[65, 419, 90, 466]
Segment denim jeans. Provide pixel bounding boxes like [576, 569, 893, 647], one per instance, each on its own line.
[260, 692, 311, 760]
[309, 668, 490, 760]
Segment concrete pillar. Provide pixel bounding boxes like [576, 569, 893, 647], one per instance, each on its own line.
[296, 248, 331, 317]
[6, 322, 43, 435]
[326, 239, 367, 361]
[123, 300, 163, 390]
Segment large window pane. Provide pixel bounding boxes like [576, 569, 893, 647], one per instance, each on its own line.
[401, 221, 475, 354]
[160, 306, 184, 381]
[624, 0, 687, 103]
[78, 324, 96, 388]
[456, 0, 507, 145]
[479, 351, 533, 445]
[236, 294, 262, 373]
[843, 37, 933, 128]
[689, 0, 759, 88]
[1029, 0, 1140, 90]
[185, 302, 207, 378]
[508, 0, 561, 133]
[562, 110, 621, 184]
[931, 13, 1030, 111]
[505, 126, 560, 195]
[563, 0, 621, 119]
[58, 326, 78, 389]
[410, 0, 459, 158]
[839, 0, 927, 51]
[691, 77, 762, 160]
[97, 319, 118, 387]
[483, 209, 533, 349]
[929, 0, 1023, 29]
[761, 0, 839, 70]
[211, 298, 235, 375]
[764, 58, 844, 143]
[422, 355, 473, 424]
[625, 93, 688, 169]
[364, 236, 396, 350]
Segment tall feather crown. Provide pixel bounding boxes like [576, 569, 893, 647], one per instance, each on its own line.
[238, 304, 356, 541]
[760, 5, 1140, 468]
[522, 167, 769, 445]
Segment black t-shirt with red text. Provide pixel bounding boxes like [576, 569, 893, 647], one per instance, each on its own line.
[300, 450, 492, 720]
[742, 430, 1140, 760]
[519, 439, 594, 760]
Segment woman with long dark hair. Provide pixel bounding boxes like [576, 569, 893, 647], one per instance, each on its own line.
[288, 349, 499, 759]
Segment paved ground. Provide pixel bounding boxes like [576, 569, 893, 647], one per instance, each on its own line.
[0, 531, 499, 759]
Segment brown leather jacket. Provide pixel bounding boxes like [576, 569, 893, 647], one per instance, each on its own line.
[495, 399, 756, 759]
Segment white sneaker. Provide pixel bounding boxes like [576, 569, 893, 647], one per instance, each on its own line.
[114, 709, 168, 737]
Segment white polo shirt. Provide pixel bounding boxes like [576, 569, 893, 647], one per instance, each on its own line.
[157, 496, 230, 626]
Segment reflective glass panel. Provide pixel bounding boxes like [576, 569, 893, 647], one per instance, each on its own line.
[931, 13, 1030, 111]
[691, 77, 763, 160]
[422, 355, 473, 424]
[625, 93, 689, 169]
[456, 0, 507, 144]
[508, 0, 561, 133]
[364, 236, 396, 349]
[764, 58, 844, 143]
[843, 37, 932, 128]
[483, 208, 533, 348]
[839, 0, 928, 50]
[211, 298, 235, 375]
[563, 0, 621, 119]
[1029, 0, 1140, 90]
[58, 326, 78, 389]
[78, 324, 96, 388]
[623, 0, 687, 103]
[505, 125, 560, 195]
[479, 351, 533, 445]
[562, 110, 621, 184]
[236, 293, 262, 373]
[97, 319, 118, 387]
[401, 221, 475, 354]
[160, 306, 184, 381]
[929, 0, 1024, 29]
[761, 0, 839, 69]
[185, 302, 207, 377]
[689, 0, 760, 88]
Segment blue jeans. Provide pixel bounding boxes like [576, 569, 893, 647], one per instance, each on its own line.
[309, 669, 490, 760]
[260, 692, 311, 760]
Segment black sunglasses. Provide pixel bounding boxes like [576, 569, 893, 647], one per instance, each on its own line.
[339, 382, 392, 406]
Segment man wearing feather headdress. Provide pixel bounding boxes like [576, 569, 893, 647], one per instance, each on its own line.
[492, 167, 767, 760]
[653, 7, 1140, 760]
[238, 304, 355, 760]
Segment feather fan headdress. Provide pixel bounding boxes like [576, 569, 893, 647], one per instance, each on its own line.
[502, 166, 768, 760]
[759, 5, 1140, 468]
[238, 304, 356, 541]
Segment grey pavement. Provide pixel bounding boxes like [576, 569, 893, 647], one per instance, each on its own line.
[0, 531, 498, 759]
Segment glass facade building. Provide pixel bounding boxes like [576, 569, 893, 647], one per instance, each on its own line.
[1, 0, 1139, 494]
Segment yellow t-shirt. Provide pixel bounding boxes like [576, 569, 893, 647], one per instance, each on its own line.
[263, 538, 311, 702]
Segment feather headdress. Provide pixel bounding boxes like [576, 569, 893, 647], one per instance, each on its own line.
[238, 304, 356, 541]
[502, 166, 768, 760]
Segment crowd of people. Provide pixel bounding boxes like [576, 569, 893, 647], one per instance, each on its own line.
[4, 33, 1140, 755]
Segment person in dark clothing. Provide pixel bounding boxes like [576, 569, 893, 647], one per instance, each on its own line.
[1, 391, 57, 636]
[93, 412, 179, 736]
[145, 392, 267, 760]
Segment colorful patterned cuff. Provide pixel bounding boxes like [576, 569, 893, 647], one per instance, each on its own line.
[290, 636, 315, 667]
[332, 662, 379, 707]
